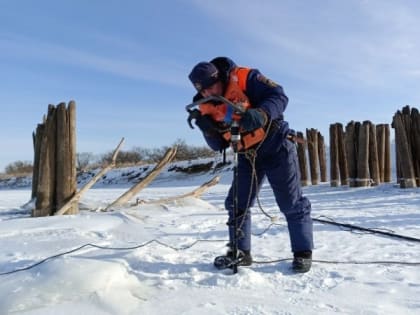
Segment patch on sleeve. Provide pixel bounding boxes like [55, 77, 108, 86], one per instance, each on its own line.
[257, 74, 278, 88]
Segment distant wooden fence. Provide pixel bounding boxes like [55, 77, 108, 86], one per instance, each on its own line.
[32, 102, 78, 216]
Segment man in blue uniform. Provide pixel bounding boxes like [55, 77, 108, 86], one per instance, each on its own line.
[187, 57, 313, 273]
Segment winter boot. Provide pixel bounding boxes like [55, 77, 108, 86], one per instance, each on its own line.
[292, 251, 312, 273]
[214, 249, 252, 270]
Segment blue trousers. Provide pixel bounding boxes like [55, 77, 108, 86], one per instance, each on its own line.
[224, 138, 314, 253]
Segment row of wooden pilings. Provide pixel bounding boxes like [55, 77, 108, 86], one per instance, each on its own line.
[331, 121, 391, 187]
[298, 121, 391, 187]
[298, 105, 420, 188]
[298, 123, 392, 187]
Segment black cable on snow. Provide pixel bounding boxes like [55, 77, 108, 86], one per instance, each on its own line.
[313, 216, 420, 243]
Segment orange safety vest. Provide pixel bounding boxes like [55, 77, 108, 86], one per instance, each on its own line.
[199, 67, 266, 151]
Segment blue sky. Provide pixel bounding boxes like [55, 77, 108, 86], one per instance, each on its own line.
[1, 0, 420, 172]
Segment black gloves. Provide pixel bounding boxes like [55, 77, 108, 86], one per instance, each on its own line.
[188, 109, 201, 121]
[188, 107, 268, 134]
[187, 109, 217, 134]
[240, 109, 267, 132]
[196, 114, 217, 134]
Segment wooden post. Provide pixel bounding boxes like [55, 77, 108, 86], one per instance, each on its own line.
[383, 124, 391, 183]
[356, 121, 370, 187]
[337, 123, 349, 186]
[306, 128, 319, 185]
[410, 108, 420, 186]
[317, 131, 327, 182]
[368, 121, 380, 186]
[376, 124, 386, 183]
[345, 121, 357, 187]
[329, 124, 340, 187]
[56, 103, 78, 215]
[296, 131, 309, 186]
[33, 106, 57, 216]
[68, 101, 77, 210]
[56, 103, 69, 211]
[401, 106, 412, 151]
[394, 116, 402, 184]
[31, 123, 44, 199]
[393, 110, 416, 188]
[402, 106, 414, 185]
[402, 106, 417, 185]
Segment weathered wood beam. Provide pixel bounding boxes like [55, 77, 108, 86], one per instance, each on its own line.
[132, 175, 220, 206]
[104, 146, 177, 211]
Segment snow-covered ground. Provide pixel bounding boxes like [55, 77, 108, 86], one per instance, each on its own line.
[0, 163, 419, 314]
